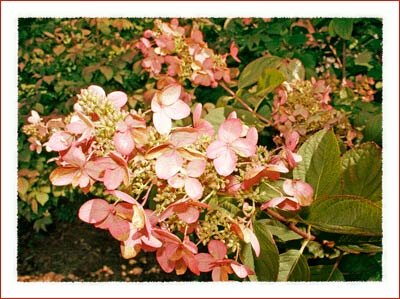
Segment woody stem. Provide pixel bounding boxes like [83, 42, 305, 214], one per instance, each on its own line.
[219, 82, 272, 126]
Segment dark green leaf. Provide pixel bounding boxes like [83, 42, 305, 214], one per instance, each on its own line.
[341, 142, 382, 201]
[238, 56, 282, 89]
[277, 249, 310, 281]
[336, 243, 382, 254]
[310, 265, 344, 281]
[240, 220, 279, 281]
[257, 68, 285, 95]
[260, 219, 302, 242]
[293, 129, 341, 199]
[277, 58, 305, 82]
[330, 19, 353, 40]
[304, 195, 382, 236]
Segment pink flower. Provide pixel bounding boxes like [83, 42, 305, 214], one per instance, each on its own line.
[281, 131, 302, 169]
[49, 145, 103, 191]
[241, 162, 289, 190]
[45, 131, 74, 152]
[167, 159, 206, 200]
[261, 179, 314, 211]
[195, 240, 254, 281]
[87, 85, 128, 109]
[231, 223, 260, 257]
[113, 114, 147, 156]
[99, 152, 130, 190]
[27, 110, 42, 124]
[159, 198, 210, 224]
[66, 111, 95, 142]
[192, 103, 214, 137]
[206, 118, 258, 176]
[151, 84, 191, 135]
[154, 229, 200, 276]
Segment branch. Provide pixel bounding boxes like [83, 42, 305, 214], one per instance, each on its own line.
[219, 82, 272, 126]
[265, 208, 315, 241]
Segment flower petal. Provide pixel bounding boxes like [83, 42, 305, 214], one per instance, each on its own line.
[213, 148, 237, 176]
[49, 167, 79, 186]
[107, 91, 127, 108]
[160, 84, 181, 106]
[208, 240, 227, 260]
[113, 131, 135, 156]
[155, 151, 183, 179]
[218, 118, 243, 143]
[164, 100, 191, 120]
[231, 137, 256, 157]
[88, 85, 106, 98]
[153, 111, 172, 135]
[206, 140, 226, 159]
[103, 167, 124, 190]
[186, 159, 206, 178]
[177, 205, 200, 223]
[231, 262, 253, 278]
[184, 177, 204, 200]
[195, 253, 215, 272]
[168, 174, 185, 189]
[78, 199, 111, 224]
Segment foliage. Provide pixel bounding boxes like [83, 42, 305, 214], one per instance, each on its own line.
[18, 17, 382, 281]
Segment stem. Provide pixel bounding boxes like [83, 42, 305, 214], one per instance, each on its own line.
[265, 208, 315, 241]
[219, 82, 272, 126]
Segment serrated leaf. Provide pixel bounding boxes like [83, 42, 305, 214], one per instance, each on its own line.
[304, 195, 382, 236]
[341, 142, 382, 201]
[238, 56, 282, 89]
[100, 66, 113, 81]
[259, 180, 284, 202]
[330, 19, 353, 40]
[240, 220, 280, 281]
[261, 219, 302, 242]
[310, 265, 344, 281]
[277, 249, 310, 281]
[293, 129, 341, 199]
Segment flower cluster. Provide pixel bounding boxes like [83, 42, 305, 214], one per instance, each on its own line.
[271, 78, 357, 146]
[136, 19, 237, 89]
[28, 84, 313, 281]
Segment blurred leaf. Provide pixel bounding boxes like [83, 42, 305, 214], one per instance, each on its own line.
[257, 68, 285, 95]
[18, 177, 30, 195]
[240, 220, 280, 281]
[277, 249, 310, 281]
[304, 195, 382, 236]
[100, 66, 113, 81]
[341, 142, 382, 201]
[336, 243, 382, 254]
[260, 219, 302, 242]
[36, 191, 49, 206]
[293, 129, 341, 199]
[310, 265, 344, 281]
[33, 216, 53, 232]
[259, 180, 284, 202]
[277, 58, 305, 82]
[53, 45, 65, 56]
[238, 56, 281, 89]
[355, 51, 373, 69]
[330, 19, 353, 40]
[339, 253, 382, 281]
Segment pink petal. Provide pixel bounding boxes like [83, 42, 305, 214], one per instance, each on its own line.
[196, 120, 215, 137]
[246, 127, 258, 145]
[141, 234, 162, 249]
[213, 148, 237, 176]
[49, 167, 79, 186]
[88, 85, 106, 98]
[160, 84, 181, 106]
[231, 262, 252, 278]
[192, 103, 202, 126]
[151, 96, 162, 113]
[230, 42, 241, 63]
[156, 247, 176, 273]
[248, 229, 260, 257]
[177, 205, 200, 224]
[260, 197, 287, 210]
[231, 138, 256, 157]
[78, 199, 111, 224]
[62, 146, 86, 168]
[285, 131, 300, 151]
[168, 174, 185, 188]
[45, 131, 73, 152]
[27, 110, 41, 124]
[218, 118, 243, 143]
[183, 254, 200, 275]
[107, 91, 128, 108]
[113, 131, 135, 156]
[164, 100, 191, 120]
[169, 129, 198, 147]
[208, 240, 227, 260]
[153, 111, 172, 135]
[195, 253, 215, 272]
[108, 190, 138, 205]
[155, 151, 183, 179]
[206, 140, 227, 159]
[212, 267, 228, 281]
[184, 177, 204, 200]
[103, 167, 124, 190]
[186, 159, 206, 178]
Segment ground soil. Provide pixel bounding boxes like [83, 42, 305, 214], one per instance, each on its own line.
[17, 217, 198, 282]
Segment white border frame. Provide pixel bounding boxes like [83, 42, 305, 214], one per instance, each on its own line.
[2, 1, 399, 298]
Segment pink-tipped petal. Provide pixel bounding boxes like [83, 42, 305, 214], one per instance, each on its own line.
[153, 111, 172, 135]
[218, 118, 243, 143]
[246, 127, 258, 145]
[177, 205, 200, 224]
[168, 174, 185, 188]
[103, 167, 124, 190]
[206, 140, 227, 159]
[49, 167, 79, 186]
[113, 131, 134, 156]
[192, 103, 202, 126]
[231, 262, 253, 278]
[88, 85, 106, 98]
[107, 91, 128, 108]
[195, 253, 215, 272]
[213, 148, 237, 176]
[231, 138, 256, 157]
[63, 146, 86, 168]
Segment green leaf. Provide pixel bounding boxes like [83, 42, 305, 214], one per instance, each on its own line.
[257, 68, 285, 95]
[238, 56, 282, 89]
[33, 216, 53, 232]
[336, 243, 382, 254]
[304, 195, 382, 236]
[261, 219, 303, 242]
[339, 253, 382, 281]
[363, 114, 382, 145]
[35, 192, 49, 206]
[277, 249, 310, 281]
[330, 19, 353, 40]
[355, 51, 373, 69]
[240, 220, 279, 281]
[310, 265, 344, 281]
[341, 142, 382, 201]
[293, 129, 341, 199]
[18, 177, 30, 195]
[100, 66, 113, 81]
